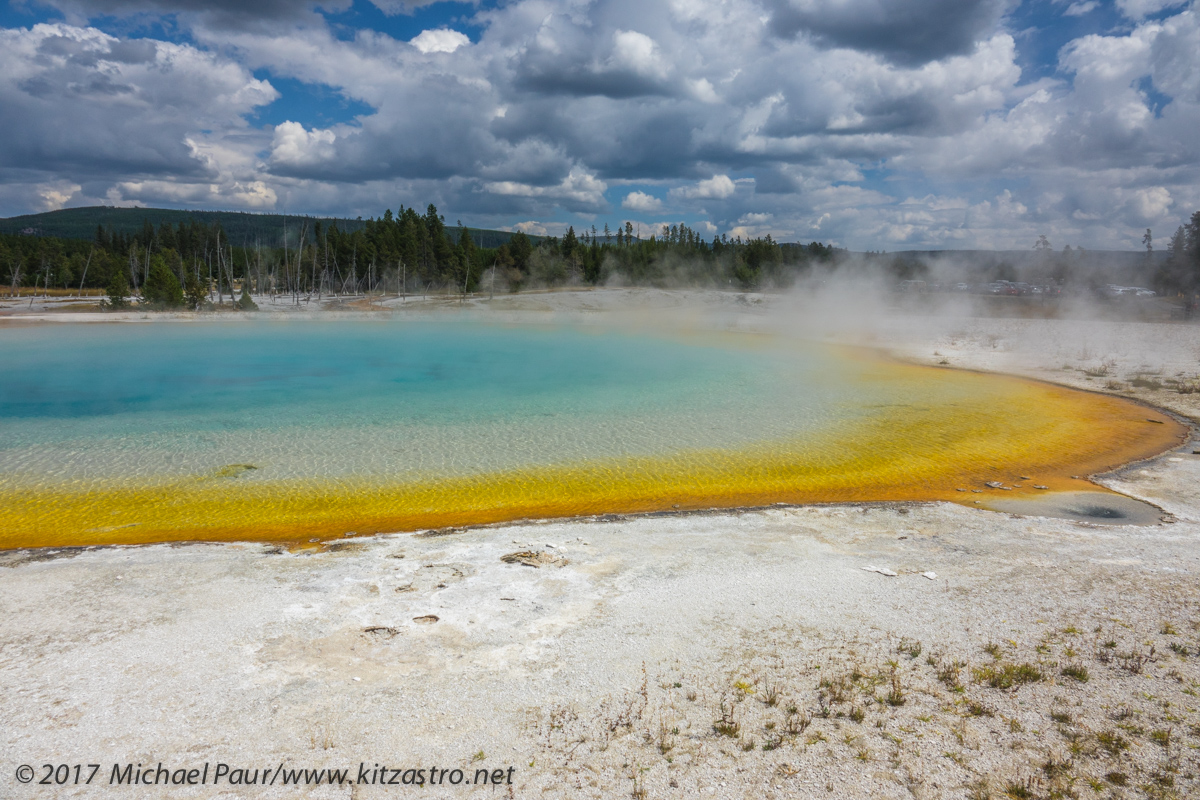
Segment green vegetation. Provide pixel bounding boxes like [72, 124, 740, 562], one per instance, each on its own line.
[0, 205, 512, 249]
[1, 203, 840, 306]
[236, 282, 258, 311]
[8, 203, 1199, 307]
[534, 607, 1200, 799]
[141, 255, 183, 308]
[1156, 211, 1200, 296]
[971, 662, 1044, 689]
[1061, 663, 1090, 682]
[103, 267, 129, 309]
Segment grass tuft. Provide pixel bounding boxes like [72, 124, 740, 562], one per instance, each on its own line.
[972, 662, 1043, 689]
[1060, 663, 1089, 683]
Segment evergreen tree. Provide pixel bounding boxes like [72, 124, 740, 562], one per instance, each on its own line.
[562, 226, 579, 259]
[1159, 225, 1191, 295]
[508, 231, 532, 271]
[458, 224, 477, 292]
[142, 255, 184, 307]
[184, 269, 208, 310]
[1188, 211, 1200, 287]
[731, 252, 756, 289]
[237, 281, 259, 311]
[104, 267, 130, 310]
[583, 236, 601, 284]
[561, 226, 580, 279]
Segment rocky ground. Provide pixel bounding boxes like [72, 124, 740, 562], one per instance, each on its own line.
[2, 289, 1200, 799]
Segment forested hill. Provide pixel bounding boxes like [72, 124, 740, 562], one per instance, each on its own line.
[0, 206, 525, 248]
[2, 200, 839, 302]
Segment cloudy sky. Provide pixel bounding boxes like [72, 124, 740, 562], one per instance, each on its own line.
[1, 0, 1197, 249]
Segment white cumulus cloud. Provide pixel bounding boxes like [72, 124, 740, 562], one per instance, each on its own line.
[670, 175, 737, 200]
[622, 191, 663, 212]
[410, 29, 469, 55]
[269, 121, 337, 168]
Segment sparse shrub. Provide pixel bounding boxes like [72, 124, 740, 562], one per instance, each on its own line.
[818, 675, 849, 705]
[973, 662, 1043, 689]
[1119, 648, 1151, 674]
[713, 696, 739, 738]
[1004, 779, 1034, 798]
[713, 719, 739, 737]
[656, 722, 675, 754]
[1097, 730, 1129, 754]
[785, 708, 810, 735]
[1042, 754, 1069, 779]
[1129, 375, 1165, 390]
[938, 660, 966, 691]
[967, 701, 994, 718]
[1151, 769, 1175, 788]
[1061, 663, 1089, 683]
[967, 778, 991, 800]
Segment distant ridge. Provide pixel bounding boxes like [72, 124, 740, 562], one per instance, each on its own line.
[1, 207, 1153, 258]
[0, 206, 527, 248]
[889, 248, 1158, 262]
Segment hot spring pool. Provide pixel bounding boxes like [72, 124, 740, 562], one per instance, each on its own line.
[0, 320, 1183, 548]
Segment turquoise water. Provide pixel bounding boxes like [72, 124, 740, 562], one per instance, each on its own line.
[3, 318, 1181, 549]
[0, 320, 864, 486]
